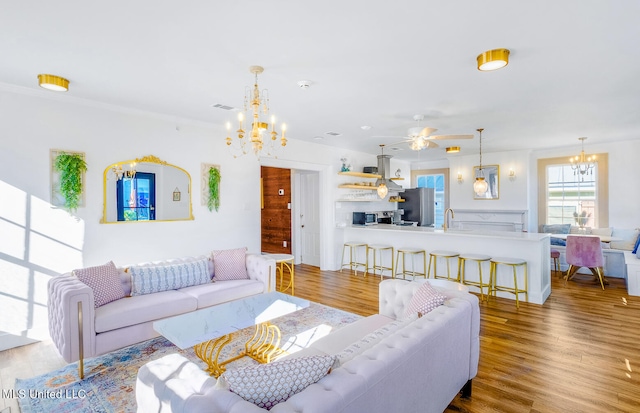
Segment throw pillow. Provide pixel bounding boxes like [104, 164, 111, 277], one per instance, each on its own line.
[128, 257, 210, 296]
[218, 355, 335, 410]
[74, 261, 126, 308]
[591, 227, 613, 237]
[633, 232, 640, 254]
[542, 224, 571, 246]
[610, 228, 640, 251]
[404, 281, 447, 319]
[212, 247, 249, 281]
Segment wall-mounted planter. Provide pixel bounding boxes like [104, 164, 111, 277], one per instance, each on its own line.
[51, 149, 87, 212]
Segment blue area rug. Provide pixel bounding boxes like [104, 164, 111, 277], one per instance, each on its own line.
[15, 302, 360, 413]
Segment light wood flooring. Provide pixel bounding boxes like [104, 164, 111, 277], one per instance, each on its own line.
[2, 266, 639, 412]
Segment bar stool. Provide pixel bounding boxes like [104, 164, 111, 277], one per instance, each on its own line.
[428, 250, 460, 281]
[365, 244, 394, 279]
[550, 249, 561, 274]
[394, 248, 427, 280]
[457, 254, 492, 301]
[489, 257, 528, 308]
[340, 241, 368, 276]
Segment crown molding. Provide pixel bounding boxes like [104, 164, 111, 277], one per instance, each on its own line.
[0, 82, 215, 129]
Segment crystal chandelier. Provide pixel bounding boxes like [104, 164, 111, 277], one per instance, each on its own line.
[473, 128, 489, 196]
[570, 137, 595, 180]
[226, 65, 287, 158]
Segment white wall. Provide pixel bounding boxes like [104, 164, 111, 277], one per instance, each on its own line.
[0, 87, 409, 347]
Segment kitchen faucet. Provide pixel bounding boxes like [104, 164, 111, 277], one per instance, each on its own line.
[444, 208, 455, 231]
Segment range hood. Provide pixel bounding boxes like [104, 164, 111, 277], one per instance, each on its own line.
[374, 154, 403, 191]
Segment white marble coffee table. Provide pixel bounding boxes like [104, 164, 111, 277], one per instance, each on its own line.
[154, 292, 309, 377]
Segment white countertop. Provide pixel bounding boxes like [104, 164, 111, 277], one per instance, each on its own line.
[347, 224, 549, 241]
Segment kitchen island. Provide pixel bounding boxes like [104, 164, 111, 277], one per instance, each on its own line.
[343, 224, 551, 304]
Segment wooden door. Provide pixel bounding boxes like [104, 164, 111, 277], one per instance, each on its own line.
[261, 166, 292, 254]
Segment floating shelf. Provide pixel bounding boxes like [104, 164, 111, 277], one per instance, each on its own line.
[389, 199, 405, 202]
[338, 184, 378, 190]
[336, 199, 380, 202]
[338, 171, 381, 179]
[390, 177, 404, 181]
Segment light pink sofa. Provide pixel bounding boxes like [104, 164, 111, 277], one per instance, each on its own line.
[135, 279, 480, 413]
[47, 254, 275, 369]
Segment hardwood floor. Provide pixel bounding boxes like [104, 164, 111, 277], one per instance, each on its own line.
[2, 265, 639, 412]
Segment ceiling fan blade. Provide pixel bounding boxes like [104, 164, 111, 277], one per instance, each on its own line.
[428, 134, 474, 140]
[426, 140, 439, 148]
[418, 127, 438, 137]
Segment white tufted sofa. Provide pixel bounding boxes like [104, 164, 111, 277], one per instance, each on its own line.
[48, 253, 275, 368]
[135, 279, 480, 413]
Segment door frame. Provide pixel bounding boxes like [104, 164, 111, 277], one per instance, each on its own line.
[260, 158, 332, 269]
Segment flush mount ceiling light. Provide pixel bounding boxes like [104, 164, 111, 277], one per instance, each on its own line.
[477, 48, 510, 71]
[37, 74, 69, 92]
[225, 65, 287, 158]
[446, 146, 460, 153]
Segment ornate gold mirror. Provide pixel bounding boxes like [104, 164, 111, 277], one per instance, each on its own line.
[101, 155, 194, 223]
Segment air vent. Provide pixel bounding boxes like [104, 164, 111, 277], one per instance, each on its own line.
[325, 131, 342, 136]
[211, 103, 236, 111]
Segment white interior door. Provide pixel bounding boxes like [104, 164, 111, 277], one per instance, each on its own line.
[299, 172, 320, 266]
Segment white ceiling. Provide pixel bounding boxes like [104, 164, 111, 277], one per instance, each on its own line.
[2, 1, 639, 162]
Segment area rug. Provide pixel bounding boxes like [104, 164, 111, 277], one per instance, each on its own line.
[15, 302, 361, 413]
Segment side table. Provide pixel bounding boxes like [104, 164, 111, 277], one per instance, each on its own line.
[264, 253, 295, 296]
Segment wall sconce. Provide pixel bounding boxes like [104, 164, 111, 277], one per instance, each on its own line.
[509, 168, 516, 181]
[457, 171, 463, 183]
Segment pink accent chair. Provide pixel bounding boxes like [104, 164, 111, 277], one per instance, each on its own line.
[565, 235, 606, 289]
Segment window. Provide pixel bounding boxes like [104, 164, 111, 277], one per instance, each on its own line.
[538, 155, 608, 229]
[116, 172, 156, 221]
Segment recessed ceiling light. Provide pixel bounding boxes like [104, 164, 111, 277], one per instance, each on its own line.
[390, 147, 403, 151]
[360, 125, 372, 131]
[325, 131, 341, 136]
[313, 136, 324, 140]
[297, 80, 311, 89]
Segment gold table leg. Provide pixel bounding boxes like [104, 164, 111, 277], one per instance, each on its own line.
[193, 322, 286, 378]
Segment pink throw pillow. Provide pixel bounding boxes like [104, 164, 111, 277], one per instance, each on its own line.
[212, 247, 249, 281]
[74, 261, 126, 308]
[404, 281, 447, 318]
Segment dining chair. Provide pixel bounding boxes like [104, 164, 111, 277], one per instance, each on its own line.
[565, 235, 606, 289]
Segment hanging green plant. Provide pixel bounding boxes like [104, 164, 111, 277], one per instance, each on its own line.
[207, 166, 221, 212]
[54, 152, 88, 212]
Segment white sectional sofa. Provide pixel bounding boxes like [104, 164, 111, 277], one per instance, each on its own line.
[47, 251, 275, 370]
[135, 279, 480, 413]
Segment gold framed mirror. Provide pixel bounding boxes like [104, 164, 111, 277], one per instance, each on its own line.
[101, 155, 194, 223]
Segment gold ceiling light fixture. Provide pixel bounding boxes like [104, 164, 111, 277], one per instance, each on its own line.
[226, 65, 287, 158]
[477, 48, 510, 71]
[473, 128, 489, 196]
[37, 74, 69, 92]
[446, 146, 460, 153]
[570, 137, 596, 180]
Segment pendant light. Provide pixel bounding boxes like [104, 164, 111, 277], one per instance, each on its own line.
[473, 128, 489, 196]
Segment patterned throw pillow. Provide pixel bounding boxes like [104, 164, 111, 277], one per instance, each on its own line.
[212, 247, 249, 281]
[404, 281, 447, 318]
[74, 261, 126, 308]
[128, 257, 210, 296]
[219, 355, 335, 410]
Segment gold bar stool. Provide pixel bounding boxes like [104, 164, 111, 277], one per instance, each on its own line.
[394, 248, 427, 280]
[340, 241, 368, 276]
[457, 254, 492, 301]
[428, 250, 460, 281]
[489, 257, 528, 308]
[365, 244, 394, 279]
[550, 249, 561, 274]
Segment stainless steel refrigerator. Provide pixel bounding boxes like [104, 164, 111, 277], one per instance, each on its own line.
[402, 187, 435, 227]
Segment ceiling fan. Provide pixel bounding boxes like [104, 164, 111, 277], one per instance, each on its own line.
[378, 115, 473, 151]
